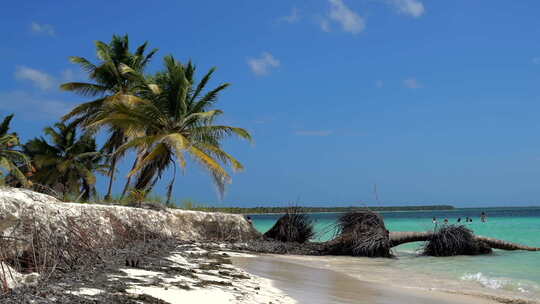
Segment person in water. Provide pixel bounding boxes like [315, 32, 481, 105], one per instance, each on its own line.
[444, 218, 449, 224]
[480, 212, 487, 223]
[432, 217, 437, 224]
[457, 217, 461, 223]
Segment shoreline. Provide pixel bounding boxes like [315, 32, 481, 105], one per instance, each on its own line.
[4, 240, 538, 304]
[234, 253, 539, 304]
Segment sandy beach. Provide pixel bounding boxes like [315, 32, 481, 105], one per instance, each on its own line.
[232, 254, 539, 304]
[2, 238, 538, 304]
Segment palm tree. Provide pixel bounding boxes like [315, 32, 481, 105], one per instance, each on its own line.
[0, 114, 30, 187]
[24, 122, 107, 201]
[91, 55, 251, 203]
[60, 34, 157, 201]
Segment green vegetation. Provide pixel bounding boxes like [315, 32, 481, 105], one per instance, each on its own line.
[60, 34, 158, 201]
[0, 34, 251, 206]
[0, 114, 31, 187]
[165, 204, 455, 214]
[90, 55, 251, 203]
[24, 122, 107, 201]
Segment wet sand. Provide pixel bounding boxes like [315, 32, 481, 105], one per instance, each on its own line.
[233, 255, 497, 304]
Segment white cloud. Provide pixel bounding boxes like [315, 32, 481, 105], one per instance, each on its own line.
[60, 68, 87, 82]
[279, 7, 300, 23]
[30, 22, 55, 36]
[533, 57, 540, 65]
[15, 66, 56, 90]
[403, 78, 423, 89]
[61, 69, 75, 82]
[247, 52, 280, 76]
[295, 130, 333, 136]
[328, 0, 365, 35]
[0, 91, 72, 119]
[319, 19, 331, 32]
[375, 80, 384, 88]
[388, 0, 425, 18]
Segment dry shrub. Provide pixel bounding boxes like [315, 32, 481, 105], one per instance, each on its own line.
[1, 210, 112, 276]
[263, 207, 314, 243]
[190, 214, 259, 242]
[203, 221, 240, 242]
[0, 208, 174, 292]
[103, 211, 168, 247]
[325, 211, 391, 257]
[422, 225, 492, 256]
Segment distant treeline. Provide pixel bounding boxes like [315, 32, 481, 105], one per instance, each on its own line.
[190, 205, 455, 214]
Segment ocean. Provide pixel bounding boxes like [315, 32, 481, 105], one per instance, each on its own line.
[249, 207, 540, 301]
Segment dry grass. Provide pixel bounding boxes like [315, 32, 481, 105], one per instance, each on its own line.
[0, 210, 173, 295]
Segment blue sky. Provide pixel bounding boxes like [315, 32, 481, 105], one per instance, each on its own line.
[2, 0, 540, 207]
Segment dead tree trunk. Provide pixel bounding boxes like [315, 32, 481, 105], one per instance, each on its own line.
[389, 231, 434, 247]
[475, 236, 540, 251]
[389, 231, 540, 252]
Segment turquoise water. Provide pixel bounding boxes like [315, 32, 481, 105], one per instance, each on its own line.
[250, 208, 540, 299]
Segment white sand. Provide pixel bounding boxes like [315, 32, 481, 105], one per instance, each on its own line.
[105, 244, 297, 304]
[127, 286, 236, 303]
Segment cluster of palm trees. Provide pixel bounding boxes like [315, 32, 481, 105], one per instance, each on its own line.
[0, 34, 251, 204]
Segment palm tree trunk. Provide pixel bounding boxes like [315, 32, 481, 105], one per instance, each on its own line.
[475, 236, 540, 251]
[120, 155, 140, 199]
[75, 188, 86, 203]
[120, 175, 132, 199]
[388, 231, 540, 251]
[389, 231, 434, 247]
[166, 165, 177, 205]
[104, 155, 117, 201]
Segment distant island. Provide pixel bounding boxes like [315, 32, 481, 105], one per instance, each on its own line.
[192, 205, 455, 214]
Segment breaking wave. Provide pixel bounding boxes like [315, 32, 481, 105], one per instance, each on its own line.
[461, 272, 539, 295]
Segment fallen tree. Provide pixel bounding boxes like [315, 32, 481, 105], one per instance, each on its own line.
[260, 210, 392, 257]
[390, 230, 540, 253]
[263, 207, 314, 243]
[421, 225, 492, 256]
[323, 211, 391, 257]
[256, 211, 540, 258]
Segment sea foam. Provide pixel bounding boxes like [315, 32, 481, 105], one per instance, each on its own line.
[461, 272, 538, 294]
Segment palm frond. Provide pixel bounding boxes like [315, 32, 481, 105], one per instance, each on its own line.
[60, 82, 109, 97]
[194, 125, 252, 142]
[0, 114, 14, 136]
[68, 56, 97, 74]
[188, 145, 230, 183]
[199, 143, 244, 172]
[128, 143, 169, 177]
[189, 67, 216, 103]
[192, 83, 230, 113]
